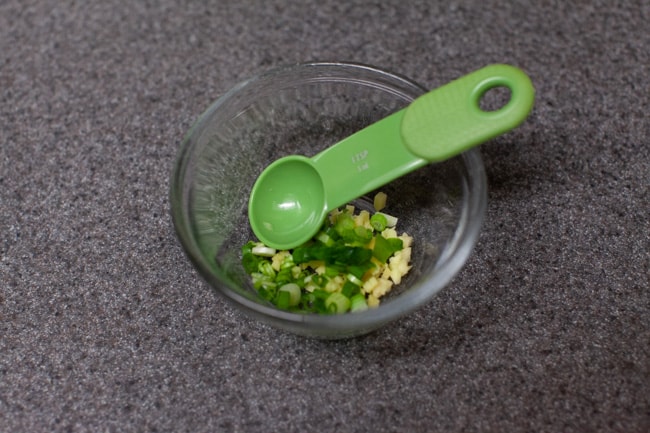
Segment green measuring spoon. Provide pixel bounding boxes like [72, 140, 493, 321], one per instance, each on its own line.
[248, 64, 535, 250]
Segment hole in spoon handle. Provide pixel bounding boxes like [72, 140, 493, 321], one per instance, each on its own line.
[401, 64, 535, 162]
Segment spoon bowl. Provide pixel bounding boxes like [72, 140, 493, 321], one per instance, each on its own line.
[248, 155, 327, 248]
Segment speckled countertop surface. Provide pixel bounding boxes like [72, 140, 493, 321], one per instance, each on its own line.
[1, 1, 649, 432]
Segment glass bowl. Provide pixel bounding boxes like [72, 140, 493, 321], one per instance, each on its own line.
[170, 62, 487, 339]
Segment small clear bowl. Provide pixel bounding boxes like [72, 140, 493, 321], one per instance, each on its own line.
[170, 62, 487, 339]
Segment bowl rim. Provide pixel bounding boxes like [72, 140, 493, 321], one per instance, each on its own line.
[170, 61, 487, 334]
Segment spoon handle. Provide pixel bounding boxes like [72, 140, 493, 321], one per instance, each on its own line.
[402, 64, 535, 161]
[312, 109, 428, 211]
[313, 64, 535, 211]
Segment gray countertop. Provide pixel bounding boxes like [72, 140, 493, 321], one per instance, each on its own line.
[1, 1, 648, 432]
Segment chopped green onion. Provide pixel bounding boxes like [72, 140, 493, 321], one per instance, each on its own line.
[258, 286, 274, 301]
[252, 244, 276, 256]
[325, 266, 342, 278]
[324, 226, 340, 241]
[275, 267, 293, 285]
[346, 273, 363, 286]
[350, 293, 369, 312]
[373, 235, 403, 263]
[242, 252, 262, 274]
[293, 244, 372, 266]
[275, 290, 291, 309]
[370, 213, 388, 232]
[377, 212, 398, 228]
[242, 241, 256, 255]
[311, 274, 327, 287]
[341, 281, 360, 298]
[251, 272, 273, 289]
[280, 258, 294, 269]
[325, 292, 350, 314]
[353, 226, 373, 243]
[241, 241, 263, 273]
[347, 262, 374, 279]
[312, 289, 331, 300]
[278, 283, 301, 307]
[334, 212, 356, 238]
[258, 261, 276, 278]
[387, 237, 403, 251]
[305, 292, 328, 314]
[316, 231, 335, 246]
